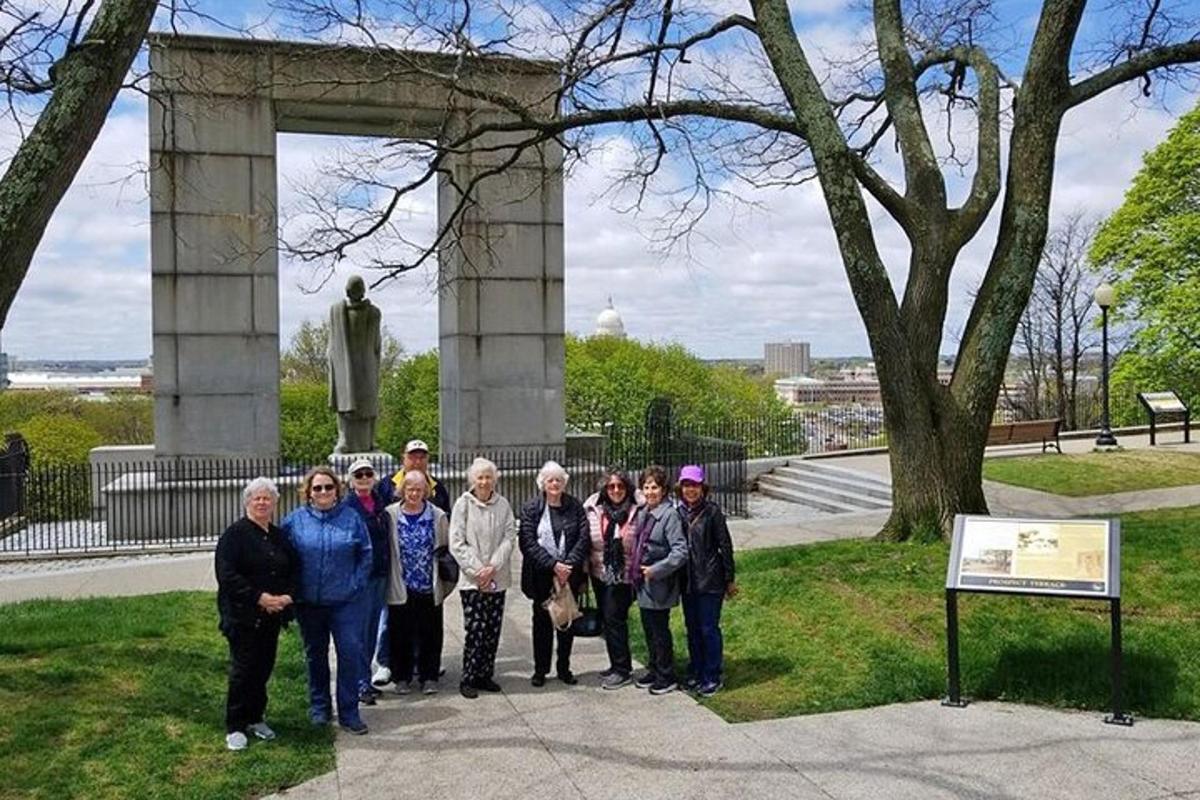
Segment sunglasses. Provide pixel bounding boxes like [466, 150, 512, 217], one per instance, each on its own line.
[311, 483, 337, 493]
[606, 482, 626, 490]
[353, 470, 375, 479]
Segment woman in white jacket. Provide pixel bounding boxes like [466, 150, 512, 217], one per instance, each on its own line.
[449, 457, 517, 699]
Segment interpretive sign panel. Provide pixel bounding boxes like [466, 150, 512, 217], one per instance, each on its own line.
[946, 515, 1120, 598]
[1139, 391, 1187, 414]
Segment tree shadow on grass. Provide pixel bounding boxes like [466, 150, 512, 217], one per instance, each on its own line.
[722, 654, 793, 690]
[969, 639, 1179, 717]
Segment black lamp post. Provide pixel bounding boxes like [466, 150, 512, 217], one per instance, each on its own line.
[1095, 281, 1118, 447]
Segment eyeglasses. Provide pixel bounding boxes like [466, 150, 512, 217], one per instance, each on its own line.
[311, 484, 337, 493]
[353, 470, 374, 479]
[606, 482, 626, 490]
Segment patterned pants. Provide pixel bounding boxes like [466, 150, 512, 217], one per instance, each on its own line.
[461, 590, 506, 683]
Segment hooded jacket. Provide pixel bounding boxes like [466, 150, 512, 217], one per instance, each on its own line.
[283, 501, 372, 606]
[449, 489, 517, 593]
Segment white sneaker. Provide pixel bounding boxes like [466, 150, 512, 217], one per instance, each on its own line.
[371, 666, 392, 687]
[247, 722, 276, 741]
[394, 680, 411, 695]
[225, 731, 248, 751]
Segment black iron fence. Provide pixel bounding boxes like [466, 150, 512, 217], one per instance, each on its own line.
[0, 438, 750, 560]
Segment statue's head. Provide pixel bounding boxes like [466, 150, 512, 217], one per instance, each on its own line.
[345, 275, 366, 302]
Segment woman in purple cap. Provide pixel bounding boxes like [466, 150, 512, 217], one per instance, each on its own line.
[676, 464, 737, 697]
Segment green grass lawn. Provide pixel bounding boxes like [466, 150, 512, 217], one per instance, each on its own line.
[981, 449, 1200, 496]
[636, 506, 1200, 723]
[0, 592, 334, 800]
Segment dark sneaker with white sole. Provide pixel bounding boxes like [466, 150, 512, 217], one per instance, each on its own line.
[601, 672, 632, 690]
[633, 671, 656, 689]
[648, 680, 678, 696]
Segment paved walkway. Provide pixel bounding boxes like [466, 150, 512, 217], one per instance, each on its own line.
[257, 585, 1200, 800]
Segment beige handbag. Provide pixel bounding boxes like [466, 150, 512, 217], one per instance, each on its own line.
[542, 582, 582, 631]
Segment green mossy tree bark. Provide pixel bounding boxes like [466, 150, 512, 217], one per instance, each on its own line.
[0, 0, 158, 327]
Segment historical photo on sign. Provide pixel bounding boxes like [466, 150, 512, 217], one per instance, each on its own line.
[950, 517, 1116, 597]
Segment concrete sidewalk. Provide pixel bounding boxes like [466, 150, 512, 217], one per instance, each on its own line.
[263, 586, 1200, 800]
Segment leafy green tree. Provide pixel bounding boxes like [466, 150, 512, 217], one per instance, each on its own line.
[378, 351, 440, 456]
[279, 382, 338, 464]
[1091, 103, 1200, 425]
[564, 334, 792, 429]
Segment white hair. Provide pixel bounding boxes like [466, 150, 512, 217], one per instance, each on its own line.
[242, 476, 280, 505]
[535, 460, 569, 491]
[467, 457, 499, 485]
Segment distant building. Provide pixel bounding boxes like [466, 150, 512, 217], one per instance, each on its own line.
[594, 297, 627, 339]
[775, 375, 882, 405]
[764, 341, 811, 377]
[6, 360, 153, 397]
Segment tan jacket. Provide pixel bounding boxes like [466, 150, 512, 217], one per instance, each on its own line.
[448, 490, 517, 593]
[384, 501, 453, 606]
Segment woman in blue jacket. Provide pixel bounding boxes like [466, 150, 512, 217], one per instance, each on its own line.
[283, 466, 373, 735]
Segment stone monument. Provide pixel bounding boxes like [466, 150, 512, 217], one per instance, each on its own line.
[329, 274, 381, 454]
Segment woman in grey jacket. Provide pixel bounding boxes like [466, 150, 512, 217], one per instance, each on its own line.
[630, 464, 688, 695]
[449, 457, 517, 699]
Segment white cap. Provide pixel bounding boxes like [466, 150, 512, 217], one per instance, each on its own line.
[347, 458, 375, 475]
[404, 439, 430, 454]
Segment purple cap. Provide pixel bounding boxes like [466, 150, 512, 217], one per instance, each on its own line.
[678, 465, 705, 485]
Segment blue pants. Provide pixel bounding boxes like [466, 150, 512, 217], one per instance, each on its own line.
[359, 576, 387, 693]
[296, 600, 365, 726]
[681, 592, 725, 686]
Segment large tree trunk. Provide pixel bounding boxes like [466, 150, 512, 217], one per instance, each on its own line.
[0, 0, 158, 327]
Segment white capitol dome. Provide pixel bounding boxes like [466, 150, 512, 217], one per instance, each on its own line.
[594, 297, 626, 338]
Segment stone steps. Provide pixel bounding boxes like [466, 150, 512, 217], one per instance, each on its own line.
[757, 460, 892, 514]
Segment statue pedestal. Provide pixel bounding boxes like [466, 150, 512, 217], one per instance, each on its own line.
[327, 451, 399, 477]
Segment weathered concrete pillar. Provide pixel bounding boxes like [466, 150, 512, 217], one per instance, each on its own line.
[438, 123, 565, 454]
[149, 44, 279, 458]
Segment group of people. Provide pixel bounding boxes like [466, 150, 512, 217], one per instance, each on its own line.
[214, 440, 736, 752]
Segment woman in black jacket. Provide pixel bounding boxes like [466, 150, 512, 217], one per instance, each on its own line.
[518, 460, 589, 687]
[215, 477, 299, 751]
[676, 465, 737, 698]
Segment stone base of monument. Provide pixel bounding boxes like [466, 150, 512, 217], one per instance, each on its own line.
[102, 470, 306, 543]
[327, 451, 400, 478]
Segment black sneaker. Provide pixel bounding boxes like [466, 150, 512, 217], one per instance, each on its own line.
[531, 673, 546, 687]
[649, 680, 678, 696]
[359, 691, 377, 706]
[474, 678, 502, 693]
[698, 681, 724, 698]
[459, 681, 479, 699]
[557, 671, 578, 685]
[339, 720, 369, 735]
[634, 672, 655, 690]
[682, 675, 700, 691]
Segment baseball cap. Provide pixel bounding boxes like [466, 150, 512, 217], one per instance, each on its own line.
[347, 457, 375, 475]
[404, 439, 430, 454]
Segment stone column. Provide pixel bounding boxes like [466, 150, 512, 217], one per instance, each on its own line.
[438, 125, 565, 454]
[148, 44, 280, 458]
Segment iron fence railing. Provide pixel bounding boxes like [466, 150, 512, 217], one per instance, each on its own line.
[0, 441, 751, 560]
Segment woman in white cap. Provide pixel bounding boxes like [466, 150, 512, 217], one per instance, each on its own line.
[345, 457, 393, 705]
[675, 464, 737, 697]
[449, 457, 516, 698]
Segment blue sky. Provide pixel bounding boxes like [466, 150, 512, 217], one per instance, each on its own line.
[0, 0, 1194, 361]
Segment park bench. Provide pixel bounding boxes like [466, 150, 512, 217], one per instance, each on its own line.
[986, 418, 1062, 453]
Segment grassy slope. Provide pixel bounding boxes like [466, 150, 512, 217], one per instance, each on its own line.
[0, 592, 333, 800]
[636, 507, 1200, 723]
[982, 450, 1200, 496]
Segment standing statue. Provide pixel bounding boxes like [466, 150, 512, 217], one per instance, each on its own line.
[328, 275, 382, 454]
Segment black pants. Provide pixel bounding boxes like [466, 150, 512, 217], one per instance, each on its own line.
[531, 601, 575, 677]
[639, 607, 676, 684]
[593, 578, 633, 676]
[461, 590, 506, 683]
[224, 621, 281, 734]
[388, 592, 443, 684]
